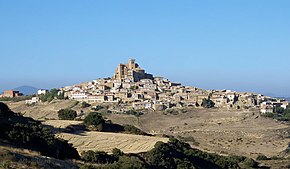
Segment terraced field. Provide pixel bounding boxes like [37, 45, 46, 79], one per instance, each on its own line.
[58, 132, 169, 154]
[43, 120, 168, 154]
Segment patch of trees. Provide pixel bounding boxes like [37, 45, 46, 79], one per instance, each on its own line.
[58, 108, 77, 120]
[124, 110, 143, 117]
[263, 106, 290, 121]
[83, 112, 149, 135]
[164, 108, 187, 115]
[81, 150, 115, 164]
[80, 138, 260, 169]
[122, 125, 148, 135]
[0, 102, 80, 160]
[201, 98, 215, 108]
[81, 150, 117, 164]
[39, 88, 66, 102]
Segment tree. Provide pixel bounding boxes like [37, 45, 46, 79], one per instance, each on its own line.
[112, 148, 124, 157]
[81, 150, 115, 164]
[39, 88, 65, 102]
[256, 154, 268, 161]
[81, 102, 91, 108]
[201, 98, 215, 108]
[58, 109, 77, 120]
[273, 107, 284, 114]
[116, 156, 147, 169]
[83, 112, 105, 127]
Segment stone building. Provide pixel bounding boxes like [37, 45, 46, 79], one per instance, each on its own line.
[113, 59, 153, 82]
[1, 90, 22, 98]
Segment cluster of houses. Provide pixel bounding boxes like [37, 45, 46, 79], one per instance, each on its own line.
[60, 59, 290, 113]
[24, 89, 48, 104]
[1, 59, 287, 113]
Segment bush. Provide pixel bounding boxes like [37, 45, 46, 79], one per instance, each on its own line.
[84, 112, 105, 127]
[274, 107, 285, 114]
[115, 155, 147, 169]
[91, 105, 104, 111]
[262, 113, 274, 118]
[177, 136, 199, 146]
[240, 158, 259, 168]
[58, 109, 77, 120]
[81, 102, 91, 108]
[81, 150, 96, 162]
[112, 148, 124, 157]
[256, 154, 268, 160]
[81, 150, 116, 164]
[125, 110, 143, 117]
[123, 125, 148, 135]
[201, 98, 215, 108]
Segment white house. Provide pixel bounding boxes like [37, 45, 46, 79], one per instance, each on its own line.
[70, 92, 88, 100]
[26, 97, 40, 104]
[37, 89, 48, 95]
[260, 106, 273, 114]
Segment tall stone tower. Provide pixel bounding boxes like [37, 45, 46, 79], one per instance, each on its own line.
[128, 59, 136, 69]
[113, 59, 153, 82]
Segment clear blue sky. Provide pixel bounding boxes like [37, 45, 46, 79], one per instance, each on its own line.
[0, 1, 289, 96]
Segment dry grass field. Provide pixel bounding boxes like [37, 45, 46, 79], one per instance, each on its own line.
[7, 101, 290, 161]
[108, 109, 290, 159]
[43, 120, 169, 154]
[6, 100, 79, 120]
[58, 131, 168, 154]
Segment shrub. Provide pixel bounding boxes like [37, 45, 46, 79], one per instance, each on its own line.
[125, 110, 143, 117]
[81, 150, 96, 162]
[256, 154, 268, 160]
[91, 105, 104, 111]
[81, 150, 116, 164]
[115, 155, 147, 169]
[201, 98, 215, 108]
[240, 158, 259, 168]
[262, 113, 274, 118]
[112, 148, 124, 157]
[58, 109, 77, 120]
[123, 125, 148, 135]
[177, 136, 199, 146]
[81, 102, 91, 108]
[84, 112, 105, 127]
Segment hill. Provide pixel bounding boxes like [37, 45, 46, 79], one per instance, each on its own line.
[6, 100, 290, 159]
[0, 145, 78, 169]
[0, 102, 80, 160]
[13, 85, 39, 95]
[1, 102, 267, 168]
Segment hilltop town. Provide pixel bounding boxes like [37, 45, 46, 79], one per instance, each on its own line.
[2, 59, 290, 168]
[1, 59, 288, 114]
[49, 59, 288, 113]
